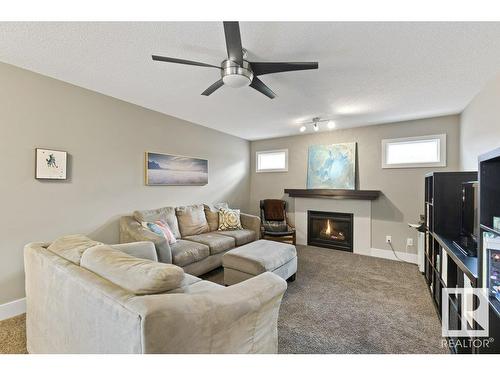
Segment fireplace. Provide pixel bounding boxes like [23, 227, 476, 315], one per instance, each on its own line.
[307, 210, 353, 252]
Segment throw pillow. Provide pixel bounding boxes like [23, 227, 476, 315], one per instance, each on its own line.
[155, 220, 177, 244]
[133, 207, 181, 239]
[142, 221, 163, 235]
[218, 208, 243, 231]
[141, 221, 176, 245]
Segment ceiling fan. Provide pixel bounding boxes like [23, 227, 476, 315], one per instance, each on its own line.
[152, 22, 319, 99]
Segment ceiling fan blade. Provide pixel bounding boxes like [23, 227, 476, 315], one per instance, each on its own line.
[223, 22, 243, 65]
[201, 79, 225, 96]
[250, 62, 318, 76]
[249, 77, 276, 99]
[152, 55, 220, 69]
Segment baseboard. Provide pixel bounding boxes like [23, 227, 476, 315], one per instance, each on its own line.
[0, 298, 26, 321]
[370, 248, 418, 264]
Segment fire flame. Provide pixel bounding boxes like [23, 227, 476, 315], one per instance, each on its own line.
[325, 220, 331, 236]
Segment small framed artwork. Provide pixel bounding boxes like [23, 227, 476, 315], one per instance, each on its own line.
[35, 148, 67, 180]
[145, 152, 208, 186]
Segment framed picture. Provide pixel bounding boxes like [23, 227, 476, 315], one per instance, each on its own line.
[145, 152, 208, 186]
[307, 142, 356, 189]
[35, 148, 67, 180]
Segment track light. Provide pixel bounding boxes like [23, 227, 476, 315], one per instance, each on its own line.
[298, 117, 336, 133]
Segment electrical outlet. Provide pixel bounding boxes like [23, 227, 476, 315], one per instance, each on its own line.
[386, 235, 392, 243]
[406, 238, 414, 247]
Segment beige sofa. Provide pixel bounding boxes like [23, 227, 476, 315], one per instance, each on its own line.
[120, 204, 261, 276]
[24, 239, 287, 354]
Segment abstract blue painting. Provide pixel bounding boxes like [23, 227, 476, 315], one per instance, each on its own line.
[307, 143, 356, 189]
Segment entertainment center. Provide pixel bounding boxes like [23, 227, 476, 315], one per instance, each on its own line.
[423, 148, 500, 354]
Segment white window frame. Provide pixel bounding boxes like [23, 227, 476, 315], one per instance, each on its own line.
[381, 134, 447, 169]
[256, 149, 289, 173]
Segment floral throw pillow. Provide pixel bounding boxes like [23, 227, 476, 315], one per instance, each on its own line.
[218, 208, 243, 231]
[155, 220, 177, 244]
[141, 221, 177, 244]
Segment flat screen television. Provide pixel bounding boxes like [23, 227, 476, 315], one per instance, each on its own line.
[454, 181, 479, 257]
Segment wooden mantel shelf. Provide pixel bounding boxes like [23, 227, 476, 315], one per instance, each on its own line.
[284, 188, 381, 200]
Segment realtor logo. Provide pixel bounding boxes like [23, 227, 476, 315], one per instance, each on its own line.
[442, 288, 489, 337]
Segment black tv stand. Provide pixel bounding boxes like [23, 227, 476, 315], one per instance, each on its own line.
[424, 171, 479, 353]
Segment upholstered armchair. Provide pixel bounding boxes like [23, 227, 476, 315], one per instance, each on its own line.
[259, 199, 296, 245]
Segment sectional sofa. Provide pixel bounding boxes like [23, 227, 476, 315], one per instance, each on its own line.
[24, 238, 287, 353]
[119, 204, 261, 276]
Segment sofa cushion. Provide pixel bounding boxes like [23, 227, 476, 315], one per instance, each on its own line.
[81, 245, 184, 295]
[169, 239, 210, 267]
[47, 234, 102, 265]
[203, 204, 220, 232]
[167, 279, 224, 294]
[223, 240, 297, 275]
[176, 204, 210, 237]
[218, 229, 256, 246]
[110, 242, 158, 262]
[133, 207, 181, 239]
[184, 232, 236, 255]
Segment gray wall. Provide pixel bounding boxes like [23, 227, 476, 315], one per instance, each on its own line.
[249, 115, 460, 254]
[0, 62, 250, 305]
[460, 72, 500, 170]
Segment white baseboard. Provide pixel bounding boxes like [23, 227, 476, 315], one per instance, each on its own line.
[370, 248, 418, 264]
[0, 298, 26, 321]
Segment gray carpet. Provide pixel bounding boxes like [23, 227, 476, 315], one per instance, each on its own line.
[0, 245, 447, 354]
[204, 245, 448, 354]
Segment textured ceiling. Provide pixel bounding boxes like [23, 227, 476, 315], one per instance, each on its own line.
[1, 22, 500, 140]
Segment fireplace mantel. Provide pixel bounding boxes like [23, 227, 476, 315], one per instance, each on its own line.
[284, 188, 381, 200]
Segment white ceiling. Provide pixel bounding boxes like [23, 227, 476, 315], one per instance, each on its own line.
[1, 22, 500, 140]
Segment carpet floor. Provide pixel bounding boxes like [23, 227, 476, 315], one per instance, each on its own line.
[0, 313, 27, 354]
[204, 245, 448, 354]
[0, 245, 447, 354]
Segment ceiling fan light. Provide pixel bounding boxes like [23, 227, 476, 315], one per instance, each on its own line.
[313, 123, 319, 132]
[222, 74, 251, 88]
[327, 120, 336, 129]
[299, 126, 307, 133]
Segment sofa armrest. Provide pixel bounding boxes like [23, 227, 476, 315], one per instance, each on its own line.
[240, 213, 261, 240]
[111, 241, 158, 262]
[119, 216, 172, 264]
[126, 272, 287, 353]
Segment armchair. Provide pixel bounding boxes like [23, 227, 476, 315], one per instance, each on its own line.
[260, 199, 296, 245]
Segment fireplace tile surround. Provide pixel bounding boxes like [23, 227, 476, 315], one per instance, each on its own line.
[292, 197, 372, 256]
[286, 189, 418, 263]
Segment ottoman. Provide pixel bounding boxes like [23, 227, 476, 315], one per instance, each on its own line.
[223, 239, 297, 286]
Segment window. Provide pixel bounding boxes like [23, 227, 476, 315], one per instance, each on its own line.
[382, 134, 446, 168]
[256, 149, 288, 172]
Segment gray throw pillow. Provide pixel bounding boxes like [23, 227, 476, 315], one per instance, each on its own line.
[176, 204, 210, 237]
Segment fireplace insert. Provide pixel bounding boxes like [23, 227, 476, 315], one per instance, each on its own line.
[307, 210, 353, 252]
